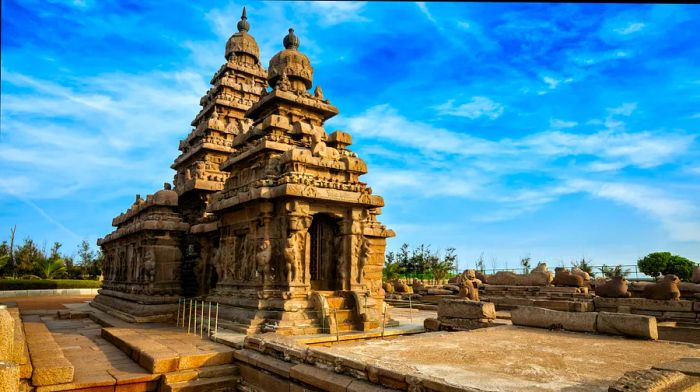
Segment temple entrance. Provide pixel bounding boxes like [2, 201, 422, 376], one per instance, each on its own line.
[309, 214, 340, 291]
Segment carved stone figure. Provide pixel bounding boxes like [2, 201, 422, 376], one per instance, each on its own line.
[595, 276, 631, 298]
[571, 268, 591, 281]
[642, 274, 681, 300]
[255, 239, 272, 282]
[552, 267, 584, 287]
[692, 266, 700, 284]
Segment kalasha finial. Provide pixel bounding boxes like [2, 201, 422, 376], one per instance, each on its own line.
[237, 7, 250, 32]
[283, 28, 299, 50]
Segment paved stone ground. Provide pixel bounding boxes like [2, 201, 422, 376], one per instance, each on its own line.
[1, 295, 96, 310]
[28, 315, 159, 391]
[317, 324, 700, 391]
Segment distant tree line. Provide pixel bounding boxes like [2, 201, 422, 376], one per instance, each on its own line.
[0, 225, 102, 280]
[384, 243, 457, 283]
[384, 246, 697, 282]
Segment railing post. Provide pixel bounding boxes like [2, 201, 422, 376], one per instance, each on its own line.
[381, 303, 387, 338]
[333, 308, 339, 343]
[409, 295, 413, 324]
[187, 298, 192, 334]
[176, 298, 181, 327]
[200, 300, 204, 337]
[208, 301, 212, 337]
[214, 302, 219, 342]
[194, 300, 197, 335]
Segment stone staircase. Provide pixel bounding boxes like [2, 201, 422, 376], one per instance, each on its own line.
[160, 363, 240, 392]
[317, 291, 359, 333]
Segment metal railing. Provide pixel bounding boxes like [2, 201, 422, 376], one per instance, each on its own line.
[174, 296, 401, 342]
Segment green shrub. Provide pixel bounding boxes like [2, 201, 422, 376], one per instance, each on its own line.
[0, 279, 102, 290]
[637, 252, 696, 281]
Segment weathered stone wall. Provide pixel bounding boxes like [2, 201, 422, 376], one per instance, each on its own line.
[593, 297, 700, 323]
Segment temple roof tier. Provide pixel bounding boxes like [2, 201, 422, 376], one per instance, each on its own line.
[207, 183, 384, 214]
[246, 88, 338, 123]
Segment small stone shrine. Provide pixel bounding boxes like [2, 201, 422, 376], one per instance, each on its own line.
[94, 9, 394, 334]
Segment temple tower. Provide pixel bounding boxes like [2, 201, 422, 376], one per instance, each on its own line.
[206, 29, 394, 335]
[171, 8, 268, 296]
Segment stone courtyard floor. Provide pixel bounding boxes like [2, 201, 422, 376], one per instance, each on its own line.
[315, 324, 700, 391]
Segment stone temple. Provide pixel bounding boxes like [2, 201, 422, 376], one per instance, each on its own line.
[94, 9, 395, 335]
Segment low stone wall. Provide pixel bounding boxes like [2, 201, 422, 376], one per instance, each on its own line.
[236, 334, 480, 391]
[0, 288, 99, 298]
[511, 306, 659, 340]
[593, 297, 700, 323]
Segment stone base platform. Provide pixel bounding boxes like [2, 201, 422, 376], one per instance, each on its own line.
[21, 313, 160, 392]
[91, 290, 180, 323]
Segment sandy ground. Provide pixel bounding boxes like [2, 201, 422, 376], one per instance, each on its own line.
[318, 325, 700, 391]
[0, 294, 96, 310]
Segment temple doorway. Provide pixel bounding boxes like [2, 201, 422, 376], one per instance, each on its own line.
[309, 214, 340, 291]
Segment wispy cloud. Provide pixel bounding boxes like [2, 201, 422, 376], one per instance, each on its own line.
[434, 97, 504, 120]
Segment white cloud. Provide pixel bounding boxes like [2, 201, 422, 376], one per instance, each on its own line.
[543, 76, 560, 89]
[416, 2, 436, 24]
[614, 22, 646, 35]
[338, 105, 699, 240]
[550, 119, 578, 129]
[305, 2, 368, 26]
[434, 97, 504, 120]
[607, 102, 638, 116]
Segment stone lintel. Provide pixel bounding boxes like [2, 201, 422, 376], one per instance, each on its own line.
[176, 178, 225, 196]
[190, 221, 219, 234]
[208, 184, 384, 213]
[99, 220, 189, 245]
[172, 142, 233, 170]
[246, 88, 339, 121]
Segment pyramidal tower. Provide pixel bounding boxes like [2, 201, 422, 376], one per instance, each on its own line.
[95, 9, 394, 335]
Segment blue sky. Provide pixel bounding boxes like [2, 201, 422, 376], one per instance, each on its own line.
[2, 1, 699, 270]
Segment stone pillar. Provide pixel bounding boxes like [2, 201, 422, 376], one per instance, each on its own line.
[0, 305, 14, 360]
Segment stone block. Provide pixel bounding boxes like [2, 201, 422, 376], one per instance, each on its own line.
[510, 306, 597, 332]
[423, 318, 440, 331]
[437, 317, 491, 331]
[31, 357, 74, 386]
[653, 357, 700, 377]
[594, 297, 694, 312]
[289, 364, 353, 392]
[0, 307, 14, 360]
[609, 369, 696, 392]
[0, 360, 19, 392]
[138, 351, 179, 373]
[662, 311, 696, 320]
[437, 300, 496, 320]
[596, 312, 658, 340]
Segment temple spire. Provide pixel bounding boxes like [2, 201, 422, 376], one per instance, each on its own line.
[237, 6, 250, 33]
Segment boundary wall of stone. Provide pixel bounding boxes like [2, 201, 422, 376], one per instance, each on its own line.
[236, 335, 481, 392]
[0, 288, 99, 298]
[511, 306, 659, 340]
[593, 297, 700, 323]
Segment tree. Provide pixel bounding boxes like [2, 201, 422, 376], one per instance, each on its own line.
[383, 251, 404, 281]
[428, 248, 456, 284]
[0, 226, 17, 277]
[599, 264, 630, 278]
[35, 257, 66, 279]
[520, 256, 531, 274]
[475, 252, 485, 274]
[572, 257, 595, 278]
[15, 238, 44, 276]
[637, 252, 696, 281]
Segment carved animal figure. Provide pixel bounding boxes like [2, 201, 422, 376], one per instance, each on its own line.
[383, 282, 395, 294]
[475, 271, 488, 284]
[571, 268, 591, 281]
[692, 266, 700, 284]
[393, 280, 413, 293]
[488, 265, 553, 286]
[552, 267, 584, 287]
[412, 278, 426, 293]
[458, 279, 479, 301]
[595, 276, 631, 298]
[643, 274, 681, 300]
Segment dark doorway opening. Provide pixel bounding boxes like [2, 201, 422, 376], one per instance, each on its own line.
[309, 214, 340, 291]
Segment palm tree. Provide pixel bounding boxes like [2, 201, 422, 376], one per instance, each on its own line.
[35, 257, 66, 279]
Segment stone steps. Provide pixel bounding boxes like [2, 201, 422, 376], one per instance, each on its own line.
[162, 374, 239, 392]
[101, 327, 235, 373]
[21, 316, 74, 386]
[161, 363, 239, 385]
